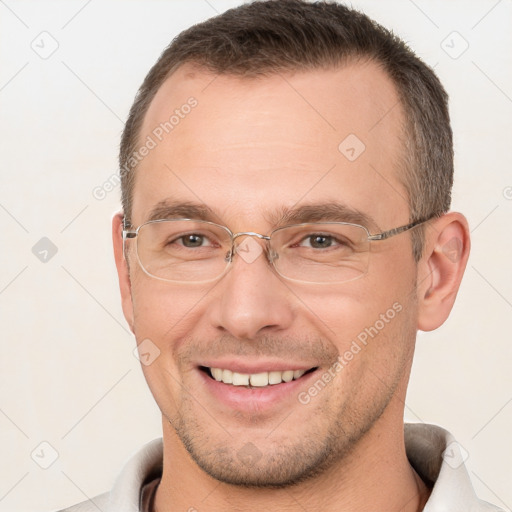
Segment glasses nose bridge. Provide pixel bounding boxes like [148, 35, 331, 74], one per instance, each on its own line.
[229, 231, 272, 261]
[232, 231, 270, 242]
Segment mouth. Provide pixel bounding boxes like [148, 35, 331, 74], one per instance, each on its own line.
[195, 359, 322, 413]
[199, 365, 318, 388]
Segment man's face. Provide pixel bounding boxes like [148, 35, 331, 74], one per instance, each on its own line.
[121, 61, 421, 486]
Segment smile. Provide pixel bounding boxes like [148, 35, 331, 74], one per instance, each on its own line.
[201, 366, 317, 387]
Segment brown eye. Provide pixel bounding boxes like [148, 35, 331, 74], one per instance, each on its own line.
[299, 233, 347, 249]
[308, 235, 334, 249]
[180, 234, 206, 247]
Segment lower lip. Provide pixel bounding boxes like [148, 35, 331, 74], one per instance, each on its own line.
[198, 368, 318, 413]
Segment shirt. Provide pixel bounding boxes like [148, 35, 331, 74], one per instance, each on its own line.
[56, 423, 504, 512]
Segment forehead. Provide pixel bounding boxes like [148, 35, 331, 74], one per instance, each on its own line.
[132, 61, 408, 229]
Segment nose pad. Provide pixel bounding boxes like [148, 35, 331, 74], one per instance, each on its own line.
[269, 249, 279, 262]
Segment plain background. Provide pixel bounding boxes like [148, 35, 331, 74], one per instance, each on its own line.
[0, 1, 511, 511]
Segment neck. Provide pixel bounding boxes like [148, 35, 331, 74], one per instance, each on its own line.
[154, 409, 430, 512]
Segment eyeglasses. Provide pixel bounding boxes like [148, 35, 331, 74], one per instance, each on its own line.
[122, 216, 433, 284]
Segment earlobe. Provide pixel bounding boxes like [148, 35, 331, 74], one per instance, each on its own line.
[417, 212, 470, 332]
[112, 212, 135, 333]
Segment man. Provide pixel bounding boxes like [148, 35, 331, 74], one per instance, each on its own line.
[59, 1, 502, 510]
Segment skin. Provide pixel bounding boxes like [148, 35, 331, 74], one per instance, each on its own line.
[113, 61, 470, 511]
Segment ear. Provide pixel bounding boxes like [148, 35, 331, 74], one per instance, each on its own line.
[416, 212, 470, 332]
[112, 212, 135, 333]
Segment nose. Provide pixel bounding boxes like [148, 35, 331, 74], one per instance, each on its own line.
[209, 236, 295, 340]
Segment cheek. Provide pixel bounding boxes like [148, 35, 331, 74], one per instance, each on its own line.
[294, 278, 408, 341]
[130, 279, 205, 415]
[130, 273, 214, 352]
[326, 296, 416, 412]
[294, 256, 417, 386]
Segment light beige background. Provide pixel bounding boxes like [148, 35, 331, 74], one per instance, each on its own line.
[0, 1, 511, 511]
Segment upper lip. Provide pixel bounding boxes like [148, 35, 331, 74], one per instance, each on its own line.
[198, 359, 318, 374]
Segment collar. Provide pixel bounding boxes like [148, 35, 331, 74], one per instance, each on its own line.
[404, 423, 502, 511]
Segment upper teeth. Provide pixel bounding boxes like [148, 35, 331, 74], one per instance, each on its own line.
[209, 368, 307, 387]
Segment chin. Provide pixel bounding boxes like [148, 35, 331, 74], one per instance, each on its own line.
[175, 419, 353, 489]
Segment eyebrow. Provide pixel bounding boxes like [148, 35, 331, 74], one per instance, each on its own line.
[144, 199, 380, 232]
[146, 200, 219, 223]
[268, 203, 380, 232]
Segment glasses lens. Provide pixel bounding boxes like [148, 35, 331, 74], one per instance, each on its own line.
[271, 223, 370, 283]
[136, 220, 232, 282]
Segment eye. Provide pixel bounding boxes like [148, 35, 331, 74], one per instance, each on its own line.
[176, 233, 212, 248]
[306, 234, 334, 249]
[299, 233, 346, 249]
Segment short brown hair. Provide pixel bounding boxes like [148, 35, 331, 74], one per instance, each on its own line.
[120, 0, 453, 260]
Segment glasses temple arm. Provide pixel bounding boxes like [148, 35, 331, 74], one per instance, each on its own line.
[368, 216, 436, 241]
